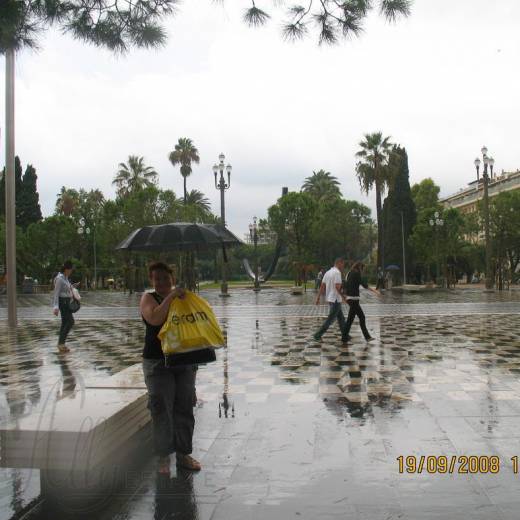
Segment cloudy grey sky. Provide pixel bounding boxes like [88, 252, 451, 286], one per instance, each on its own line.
[1, 0, 519, 236]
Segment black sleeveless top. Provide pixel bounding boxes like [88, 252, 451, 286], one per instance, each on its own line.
[142, 292, 165, 359]
[142, 291, 217, 366]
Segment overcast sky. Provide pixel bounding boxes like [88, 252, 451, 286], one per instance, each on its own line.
[1, 0, 519, 236]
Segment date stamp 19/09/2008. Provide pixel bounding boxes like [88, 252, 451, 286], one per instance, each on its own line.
[397, 456, 520, 475]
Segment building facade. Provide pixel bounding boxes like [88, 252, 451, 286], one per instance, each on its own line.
[243, 229, 277, 245]
[441, 170, 520, 214]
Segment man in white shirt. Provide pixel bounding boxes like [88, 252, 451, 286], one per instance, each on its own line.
[313, 258, 349, 343]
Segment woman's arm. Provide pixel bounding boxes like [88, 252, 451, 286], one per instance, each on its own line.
[140, 288, 185, 326]
[52, 276, 63, 311]
[359, 273, 380, 295]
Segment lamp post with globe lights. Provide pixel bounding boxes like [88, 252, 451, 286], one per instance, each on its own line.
[429, 211, 444, 286]
[213, 153, 232, 297]
[474, 146, 494, 291]
[249, 216, 260, 291]
[77, 218, 97, 289]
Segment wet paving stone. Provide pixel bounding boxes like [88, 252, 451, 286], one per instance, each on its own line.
[1, 290, 520, 518]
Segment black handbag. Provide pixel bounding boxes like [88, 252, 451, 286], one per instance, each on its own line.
[68, 286, 81, 313]
[164, 348, 216, 367]
[68, 297, 81, 313]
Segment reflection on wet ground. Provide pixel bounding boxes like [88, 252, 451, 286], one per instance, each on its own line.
[2, 286, 520, 309]
[1, 290, 520, 519]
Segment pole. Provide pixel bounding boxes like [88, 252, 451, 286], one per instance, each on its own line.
[254, 231, 260, 291]
[219, 175, 228, 296]
[400, 211, 407, 286]
[435, 229, 439, 285]
[6, 49, 17, 328]
[93, 225, 97, 290]
[483, 171, 493, 290]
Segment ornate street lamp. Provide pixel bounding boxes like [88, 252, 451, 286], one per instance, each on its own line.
[77, 218, 98, 289]
[213, 153, 232, 297]
[77, 218, 90, 287]
[474, 146, 494, 291]
[249, 216, 260, 291]
[429, 211, 444, 286]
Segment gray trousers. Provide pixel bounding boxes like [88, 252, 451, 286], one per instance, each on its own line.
[315, 301, 347, 341]
[142, 358, 196, 457]
[58, 297, 74, 344]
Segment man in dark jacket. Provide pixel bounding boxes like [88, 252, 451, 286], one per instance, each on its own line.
[343, 261, 380, 342]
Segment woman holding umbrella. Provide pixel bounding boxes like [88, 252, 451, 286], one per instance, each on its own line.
[140, 261, 202, 474]
[119, 223, 241, 473]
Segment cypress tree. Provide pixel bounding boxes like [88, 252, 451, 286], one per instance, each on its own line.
[18, 164, 43, 229]
[0, 168, 3, 220]
[382, 146, 417, 281]
[0, 156, 23, 221]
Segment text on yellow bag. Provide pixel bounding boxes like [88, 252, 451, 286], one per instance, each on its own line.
[158, 291, 225, 355]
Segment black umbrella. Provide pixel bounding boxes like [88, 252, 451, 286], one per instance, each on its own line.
[201, 224, 244, 248]
[385, 264, 400, 271]
[116, 222, 243, 252]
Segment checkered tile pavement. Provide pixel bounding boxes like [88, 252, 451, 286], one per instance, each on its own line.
[3, 313, 520, 418]
[3, 292, 520, 519]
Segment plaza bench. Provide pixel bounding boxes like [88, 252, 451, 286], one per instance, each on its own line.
[0, 363, 150, 510]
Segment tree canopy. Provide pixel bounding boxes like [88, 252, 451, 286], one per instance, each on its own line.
[0, 156, 42, 229]
[381, 146, 416, 276]
[0, 0, 413, 54]
[0, 0, 179, 53]
[355, 131, 394, 269]
[302, 169, 341, 203]
[489, 190, 520, 285]
[241, 0, 412, 44]
[113, 155, 158, 197]
[268, 173, 373, 284]
[411, 178, 440, 214]
[169, 138, 200, 205]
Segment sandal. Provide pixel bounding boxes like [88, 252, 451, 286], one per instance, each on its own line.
[157, 456, 171, 475]
[57, 344, 70, 353]
[176, 454, 201, 471]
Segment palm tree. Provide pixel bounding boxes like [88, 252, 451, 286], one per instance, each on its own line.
[302, 170, 341, 202]
[168, 138, 200, 204]
[185, 189, 211, 214]
[355, 132, 393, 269]
[56, 187, 80, 217]
[112, 155, 158, 196]
[183, 189, 215, 224]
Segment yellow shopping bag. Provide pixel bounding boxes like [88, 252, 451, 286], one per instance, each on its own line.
[158, 291, 225, 355]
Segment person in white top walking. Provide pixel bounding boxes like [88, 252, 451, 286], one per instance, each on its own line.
[313, 258, 349, 343]
[52, 260, 77, 353]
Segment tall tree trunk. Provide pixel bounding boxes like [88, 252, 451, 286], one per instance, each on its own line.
[507, 249, 518, 285]
[183, 176, 187, 206]
[375, 181, 383, 269]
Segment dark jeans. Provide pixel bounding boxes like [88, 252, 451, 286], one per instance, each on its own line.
[315, 301, 347, 341]
[344, 300, 370, 339]
[142, 358, 196, 457]
[58, 297, 74, 345]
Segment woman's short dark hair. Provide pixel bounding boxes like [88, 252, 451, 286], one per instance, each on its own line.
[60, 260, 73, 272]
[351, 261, 364, 272]
[148, 261, 173, 278]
